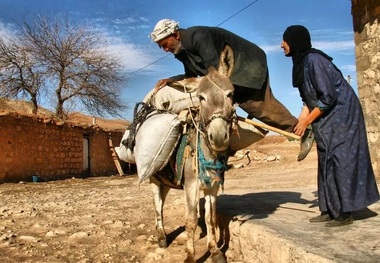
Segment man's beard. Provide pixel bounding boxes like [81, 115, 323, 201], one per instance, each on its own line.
[173, 42, 182, 55]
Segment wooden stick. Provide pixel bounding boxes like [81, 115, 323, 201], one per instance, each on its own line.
[108, 134, 125, 176]
[237, 116, 301, 141]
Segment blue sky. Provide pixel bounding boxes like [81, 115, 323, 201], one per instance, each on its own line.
[0, 0, 355, 121]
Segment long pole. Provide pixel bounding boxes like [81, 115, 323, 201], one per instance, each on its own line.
[237, 116, 301, 141]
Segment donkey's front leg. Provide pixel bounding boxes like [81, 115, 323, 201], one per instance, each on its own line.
[150, 176, 171, 248]
[183, 168, 199, 262]
[204, 186, 226, 263]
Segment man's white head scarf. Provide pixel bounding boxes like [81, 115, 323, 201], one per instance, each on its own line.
[150, 19, 179, 42]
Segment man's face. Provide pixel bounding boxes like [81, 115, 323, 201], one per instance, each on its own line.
[157, 33, 181, 55]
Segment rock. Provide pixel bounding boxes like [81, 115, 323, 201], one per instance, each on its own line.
[252, 156, 261, 161]
[233, 163, 244, 169]
[45, 231, 56, 237]
[146, 251, 163, 261]
[136, 234, 147, 241]
[266, 155, 277, 162]
[19, 235, 40, 242]
[69, 232, 89, 239]
[112, 220, 124, 228]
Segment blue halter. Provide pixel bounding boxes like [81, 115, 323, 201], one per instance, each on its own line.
[197, 130, 228, 188]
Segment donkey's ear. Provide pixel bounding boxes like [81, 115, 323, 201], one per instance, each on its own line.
[218, 45, 234, 78]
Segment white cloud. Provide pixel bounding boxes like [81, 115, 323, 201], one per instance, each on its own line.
[263, 40, 354, 54]
[112, 17, 137, 24]
[313, 40, 354, 52]
[101, 34, 167, 76]
[261, 44, 282, 53]
[106, 42, 157, 71]
[0, 21, 18, 42]
[341, 64, 357, 72]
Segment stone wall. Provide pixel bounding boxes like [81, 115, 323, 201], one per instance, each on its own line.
[0, 112, 123, 183]
[351, 0, 380, 177]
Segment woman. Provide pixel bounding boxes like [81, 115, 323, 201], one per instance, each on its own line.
[281, 25, 379, 227]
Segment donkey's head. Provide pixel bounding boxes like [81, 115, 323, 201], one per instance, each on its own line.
[197, 45, 236, 152]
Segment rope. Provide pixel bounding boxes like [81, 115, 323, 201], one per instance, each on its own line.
[197, 128, 228, 188]
[122, 101, 163, 150]
[178, 81, 205, 137]
[205, 75, 226, 94]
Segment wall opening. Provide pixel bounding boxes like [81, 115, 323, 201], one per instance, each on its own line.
[83, 134, 90, 177]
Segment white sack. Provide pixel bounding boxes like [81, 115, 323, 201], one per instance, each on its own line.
[229, 120, 266, 151]
[115, 129, 136, 164]
[144, 85, 199, 114]
[134, 113, 181, 183]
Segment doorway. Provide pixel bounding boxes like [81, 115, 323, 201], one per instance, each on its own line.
[83, 135, 90, 177]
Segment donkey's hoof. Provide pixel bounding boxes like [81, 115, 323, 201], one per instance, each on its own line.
[158, 238, 167, 248]
[211, 251, 226, 263]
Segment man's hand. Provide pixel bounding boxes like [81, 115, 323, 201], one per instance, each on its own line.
[154, 78, 172, 92]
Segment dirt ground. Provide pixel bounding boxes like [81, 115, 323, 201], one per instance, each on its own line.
[0, 135, 325, 263]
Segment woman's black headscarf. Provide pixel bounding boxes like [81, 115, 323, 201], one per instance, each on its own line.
[283, 25, 334, 88]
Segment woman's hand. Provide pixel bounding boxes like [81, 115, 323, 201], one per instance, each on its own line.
[294, 119, 310, 137]
[294, 106, 324, 136]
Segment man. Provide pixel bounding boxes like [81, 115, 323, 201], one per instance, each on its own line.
[150, 19, 313, 160]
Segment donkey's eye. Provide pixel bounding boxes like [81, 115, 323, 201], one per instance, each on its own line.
[226, 91, 233, 99]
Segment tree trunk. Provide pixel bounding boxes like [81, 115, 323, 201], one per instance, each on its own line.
[31, 96, 38, 114]
[56, 102, 64, 119]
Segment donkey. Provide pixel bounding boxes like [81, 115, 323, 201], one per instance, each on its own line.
[149, 45, 236, 263]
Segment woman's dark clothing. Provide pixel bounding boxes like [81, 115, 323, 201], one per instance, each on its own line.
[174, 26, 298, 132]
[301, 53, 379, 218]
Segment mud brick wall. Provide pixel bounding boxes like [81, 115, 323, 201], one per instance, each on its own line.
[89, 131, 122, 176]
[0, 113, 123, 183]
[352, 0, 380, 177]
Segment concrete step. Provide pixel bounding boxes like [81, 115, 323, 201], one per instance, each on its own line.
[217, 186, 380, 263]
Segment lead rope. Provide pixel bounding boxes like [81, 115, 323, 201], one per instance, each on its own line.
[182, 80, 229, 192]
[181, 82, 205, 137]
[194, 122, 201, 217]
[180, 81, 202, 217]
[197, 125, 228, 190]
[206, 75, 226, 94]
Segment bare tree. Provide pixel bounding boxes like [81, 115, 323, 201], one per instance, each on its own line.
[0, 15, 127, 118]
[0, 39, 45, 114]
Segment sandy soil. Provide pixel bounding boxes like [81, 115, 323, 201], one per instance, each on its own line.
[0, 135, 319, 263]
